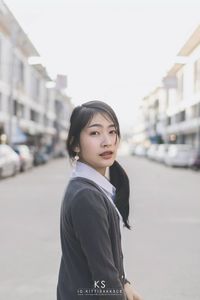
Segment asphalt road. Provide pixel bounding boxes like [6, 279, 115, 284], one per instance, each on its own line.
[0, 155, 200, 300]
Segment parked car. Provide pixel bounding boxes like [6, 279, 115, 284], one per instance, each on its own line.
[155, 144, 169, 163]
[0, 144, 20, 178]
[147, 144, 158, 160]
[129, 143, 137, 156]
[13, 145, 33, 172]
[33, 148, 49, 166]
[164, 144, 195, 167]
[188, 150, 200, 170]
[134, 145, 147, 157]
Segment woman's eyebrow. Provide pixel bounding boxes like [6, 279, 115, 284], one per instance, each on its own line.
[87, 123, 115, 128]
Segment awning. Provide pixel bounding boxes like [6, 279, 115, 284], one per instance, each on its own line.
[11, 126, 28, 144]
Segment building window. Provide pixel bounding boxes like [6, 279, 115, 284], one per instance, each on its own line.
[180, 110, 185, 122]
[30, 109, 39, 122]
[31, 72, 40, 101]
[175, 110, 185, 123]
[44, 115, 48, 126]
[179, 134, 185, 144]
[14, 56, 25, 88]
[194, 59, 200, 93]
[18, 103, 24, 118]
[19, 61, 24, 84]
[192, 103, 200, 118]
[167, 116, 171, 125]
[30, 109, 35, 121]
[7, 96, 10, 113]
[13, 99, 18, 116]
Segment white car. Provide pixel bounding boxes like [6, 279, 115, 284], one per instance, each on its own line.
[13, 145, 33, 172]
[134, 145, 147, 157]
[147, 144, 158, 160]
[155, 144, 169, 163]
[164, 144, 195, 167]
[0, 144, 20, 178]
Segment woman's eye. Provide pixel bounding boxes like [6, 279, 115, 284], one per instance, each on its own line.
[90, 130, 117, 136]
[110, 130, 117, 134]
[90, 131, 99, 135]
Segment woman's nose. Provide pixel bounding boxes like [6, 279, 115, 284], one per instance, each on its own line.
[101, 134, 112, 146]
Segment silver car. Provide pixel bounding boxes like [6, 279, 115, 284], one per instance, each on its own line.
[164, 144, 195, 167]
[13, 145, 33, 172]
[134, 144, 147, 157]
[147, 144, 158, 160]
[0, 144, 20, 178]
[155, 144, 169, 163]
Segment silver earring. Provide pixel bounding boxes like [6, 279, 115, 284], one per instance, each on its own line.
[74, 152, 79, 161]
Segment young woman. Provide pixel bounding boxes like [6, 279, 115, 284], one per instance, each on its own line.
[57, 101, 142, 300]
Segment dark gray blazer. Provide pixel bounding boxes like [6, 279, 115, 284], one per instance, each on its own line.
[57, 176, 129, 300]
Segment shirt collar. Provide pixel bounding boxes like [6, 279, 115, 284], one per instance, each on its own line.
[70, 161, 116, 199]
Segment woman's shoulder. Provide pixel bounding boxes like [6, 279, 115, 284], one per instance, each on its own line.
[67, 176, 104, 194]
[66, 177, 108, 209]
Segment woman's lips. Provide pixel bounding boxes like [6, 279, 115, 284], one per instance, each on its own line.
[99, 151, 113, 159]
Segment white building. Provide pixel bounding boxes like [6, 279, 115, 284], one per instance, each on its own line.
[0, 1, 73, 152]
[133, 85, 173, 145]
[165, 25, 200, 148]
[133, 24, 200, 150]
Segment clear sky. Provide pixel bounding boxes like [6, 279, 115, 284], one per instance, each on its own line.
[4, 0, 200, 133]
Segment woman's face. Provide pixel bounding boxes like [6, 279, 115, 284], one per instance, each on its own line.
[75, 113, 120, 176]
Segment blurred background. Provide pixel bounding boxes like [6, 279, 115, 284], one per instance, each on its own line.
[0, 1, 200, 300]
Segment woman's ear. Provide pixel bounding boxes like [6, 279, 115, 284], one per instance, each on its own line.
[73, 146, 80, 153]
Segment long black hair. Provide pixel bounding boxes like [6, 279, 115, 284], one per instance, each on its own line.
[66, 100, 131, 229]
